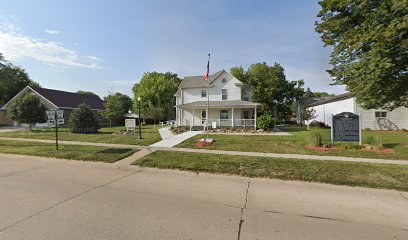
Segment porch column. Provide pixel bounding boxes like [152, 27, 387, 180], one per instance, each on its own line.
[192, 108, 195, 126]
[231, 108, 234, 127]
[176, 107, 179, 126]
[254, 106, 257, 130]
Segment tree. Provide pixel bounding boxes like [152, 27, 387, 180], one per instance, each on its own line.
[102, 92, 133, 127]
[0, 53, 40, 105]
[68, 104, 99, 133]
[231, 62, 304, 120]
[144, 105, 166, 127]
[132, 72, 181, 120]
[7, 93, 46, 131]
[76, 90, 99, 97]
[316, 0, 408, 110]
[312, 92, 335, 98]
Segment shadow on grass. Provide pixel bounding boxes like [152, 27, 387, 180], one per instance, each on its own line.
[97, 148, 133, 154]
[278, 127, 308, 133]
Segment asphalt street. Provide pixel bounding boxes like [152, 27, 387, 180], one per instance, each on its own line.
[0, 153, 407, 239]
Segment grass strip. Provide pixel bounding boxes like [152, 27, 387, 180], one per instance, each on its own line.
[0, 139, 136, 163]
[134, 150, 408, 191]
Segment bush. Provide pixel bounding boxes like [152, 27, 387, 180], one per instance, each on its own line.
[363, 128, 371, 131]
[308, 120, 329, 128]
[310, 131, 322, 147]
[336, 142, 361, 150]
[69, 104, 99, 133]
[257, 114, 276, 130]
[365, 135, 384, 149]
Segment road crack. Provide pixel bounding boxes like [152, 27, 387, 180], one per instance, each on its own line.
[237, 179, 250, 240]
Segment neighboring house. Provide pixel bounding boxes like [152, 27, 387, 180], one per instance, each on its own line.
[174, 70, 261, 129]
[1, 86, 107, 126]
[306, 92, 408, 130]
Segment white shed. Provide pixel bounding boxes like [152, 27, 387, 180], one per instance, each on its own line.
[306, 93, 408, 130]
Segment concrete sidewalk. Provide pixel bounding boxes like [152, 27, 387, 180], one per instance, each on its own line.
[1, 137, 407, 165]
[149, 130, 203, 148]
[0, 153, 407, 239]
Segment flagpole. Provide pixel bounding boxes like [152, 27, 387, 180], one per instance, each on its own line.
[206, 53, 210, 140]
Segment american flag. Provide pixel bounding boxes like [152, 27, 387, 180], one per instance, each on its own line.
[204, 54, 210, 81]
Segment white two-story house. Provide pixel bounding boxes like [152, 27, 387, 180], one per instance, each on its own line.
[174, 70, 261, 129]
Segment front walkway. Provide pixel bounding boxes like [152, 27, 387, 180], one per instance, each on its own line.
[149, 128, 203, 148]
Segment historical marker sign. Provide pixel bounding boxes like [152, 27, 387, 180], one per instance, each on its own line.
[332, 112, 361, 144]
[125, 118, 136, 131]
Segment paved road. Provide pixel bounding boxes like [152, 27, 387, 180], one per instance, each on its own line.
[0, 153, 408, 240]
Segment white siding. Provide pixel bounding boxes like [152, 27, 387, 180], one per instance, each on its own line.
[306, 98, 355, 127]
[181, 71, 243, 104]
[357, 106, 408, 130]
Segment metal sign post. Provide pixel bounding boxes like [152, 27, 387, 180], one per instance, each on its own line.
[46, 109, 64, 151]
[55, 111, 58, 150]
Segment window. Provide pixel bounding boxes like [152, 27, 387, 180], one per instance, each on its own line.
[222, 89, 227, 100]
[201, 90, 207, 98]
[201, 110, 206, 119]
[222, 78, 227, 83]
[375, 111, 387, 118]
[220, 110, 229, 119]
[244, 110, 249, 119]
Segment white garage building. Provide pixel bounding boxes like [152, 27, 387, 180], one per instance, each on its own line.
[306, 93, 408, 130]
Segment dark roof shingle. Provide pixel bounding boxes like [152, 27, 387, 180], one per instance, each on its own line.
[32, 87, 105, 110]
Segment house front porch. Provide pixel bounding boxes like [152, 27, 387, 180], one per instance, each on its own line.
[175, 100, 261, 129]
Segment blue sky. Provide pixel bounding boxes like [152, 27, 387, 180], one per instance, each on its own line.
[0, 0, 346, 98]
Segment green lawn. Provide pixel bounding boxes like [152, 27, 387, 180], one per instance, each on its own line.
[134, 150, 408, 192]
[0, 125, 162, 146]
[176, 127, 408, 160]
[0, 139, 136, 162]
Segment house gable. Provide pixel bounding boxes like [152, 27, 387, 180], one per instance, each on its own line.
[2, 86, 105, 110]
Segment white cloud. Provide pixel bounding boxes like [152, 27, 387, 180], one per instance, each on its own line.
[102, 79, 137, 85]
[0, 20, 102, 69]
[45, 29, 59, 35]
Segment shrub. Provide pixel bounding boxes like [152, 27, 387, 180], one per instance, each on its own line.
[310, 131, 322, 147]
[69, 104, 99, 133]
[257, 114, 276, 130]
[363, 128, 371, 131]
[336, 142, 360, 150]
[308, 120, 329, 128]
[365, 135, 384, 149]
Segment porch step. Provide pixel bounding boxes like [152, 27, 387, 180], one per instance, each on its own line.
[190, 126, 205, 131]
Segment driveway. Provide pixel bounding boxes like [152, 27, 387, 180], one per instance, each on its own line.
[0, 153, 407, 240]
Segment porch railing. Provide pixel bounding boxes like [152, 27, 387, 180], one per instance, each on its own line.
[205, 119, 256, 127]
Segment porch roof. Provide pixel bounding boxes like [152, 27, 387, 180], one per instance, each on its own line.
[177, 100, 261, 108]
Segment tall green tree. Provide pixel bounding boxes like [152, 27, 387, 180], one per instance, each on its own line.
[231, 62, 304, 120]
[316, 0, 408, 110]
[132, 72, 181, 119]
[102, 92, 133, 127]
[7, 93, 46, 131]
[144, 105, 166, 127]
[0, 53, 40, 105]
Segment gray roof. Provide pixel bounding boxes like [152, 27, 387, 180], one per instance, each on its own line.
[174, 89, 181, 96]
[179, 70, 223, 88]
[178, 100, 261, 108]
[308, 92, 354, 107]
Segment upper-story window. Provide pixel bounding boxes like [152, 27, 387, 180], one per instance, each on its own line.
[222, 89, 227, 100]
[201, 90, 207, 98]
[222, 78, 227, 83]
[375, 111, 387, 118]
